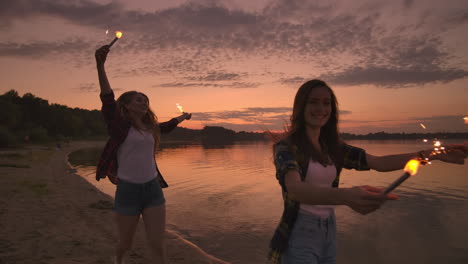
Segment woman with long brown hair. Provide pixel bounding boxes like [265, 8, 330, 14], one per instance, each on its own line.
[95, 45, 191, 264]
[268, 79, 466, 264]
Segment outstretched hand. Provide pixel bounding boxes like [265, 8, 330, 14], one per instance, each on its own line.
[434, 144, 467, 165]
[344, 185, 398, 215]
[182, 112, 192, 120]
[95, 45, 110, 66]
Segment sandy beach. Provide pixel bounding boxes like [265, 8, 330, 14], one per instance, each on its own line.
[0, 141, 230, 264]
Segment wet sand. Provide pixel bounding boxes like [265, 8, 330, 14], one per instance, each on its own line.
[0, 141, 230, 264]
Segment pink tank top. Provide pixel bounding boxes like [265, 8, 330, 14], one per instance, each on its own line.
[300, 160, 336, 218]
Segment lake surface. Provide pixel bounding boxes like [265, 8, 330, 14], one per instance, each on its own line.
[69, 140, 468, 264]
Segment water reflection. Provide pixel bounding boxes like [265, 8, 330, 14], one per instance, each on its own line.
[69, 140, 468, 264]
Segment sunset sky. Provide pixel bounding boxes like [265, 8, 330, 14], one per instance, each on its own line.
[0, 0, 467, 134]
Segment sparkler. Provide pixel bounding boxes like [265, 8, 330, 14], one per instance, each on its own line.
[383, 159, 421, 194]
[176, 103, 191, 119]
[108, 31, 123, 48]
[176, 103, 184, 113]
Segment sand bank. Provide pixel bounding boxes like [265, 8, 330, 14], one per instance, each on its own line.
[0, 141, 229, 264]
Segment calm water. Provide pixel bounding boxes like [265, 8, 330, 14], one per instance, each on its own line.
[69, 140, 468, 264]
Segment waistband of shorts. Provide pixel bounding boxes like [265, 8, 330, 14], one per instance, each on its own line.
[118, 178, 157, 186]
[298, 208, 335, 224]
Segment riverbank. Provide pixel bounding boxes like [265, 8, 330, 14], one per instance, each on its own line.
[0, 141, 229, 264]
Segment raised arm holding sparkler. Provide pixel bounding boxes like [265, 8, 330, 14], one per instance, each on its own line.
[94, 45, 191, 264]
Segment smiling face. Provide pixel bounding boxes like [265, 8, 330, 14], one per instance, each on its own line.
[125, 93, 149, 115]
[304, 86, 332, 129]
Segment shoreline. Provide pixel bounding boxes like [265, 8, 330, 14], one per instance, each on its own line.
[0, 141, 230, 264]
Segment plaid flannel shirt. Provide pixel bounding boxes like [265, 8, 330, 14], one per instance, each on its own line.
[268, 139, 370, 263]
[95, 91, 179, 187]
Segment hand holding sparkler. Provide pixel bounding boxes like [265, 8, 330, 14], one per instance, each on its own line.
[95, 45, 110, 67]
[433, 144, 467, 164]
[176, 103, 192, 120]
[344, 185, 397, 215]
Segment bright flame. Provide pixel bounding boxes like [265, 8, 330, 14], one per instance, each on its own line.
[434, 141, 441, 147]
[465, 116, 468, 124]
[115, 31, 123, 38]
[419, 123, 427, 129]
[404, 159, 421, 176]
[423, 139, 428, 142]
[176, 103, 184, 113]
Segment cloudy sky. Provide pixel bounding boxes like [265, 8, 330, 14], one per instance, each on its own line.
[0, 0, 467, 134]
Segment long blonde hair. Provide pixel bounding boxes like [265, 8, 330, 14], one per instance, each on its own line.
[116, 91, 160, 150]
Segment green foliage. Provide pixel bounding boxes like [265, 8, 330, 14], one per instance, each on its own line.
[0, 126, 18, 147]
[0, 90, 107, 146]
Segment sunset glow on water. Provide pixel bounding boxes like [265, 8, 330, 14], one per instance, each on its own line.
[70, 140, 468, 264]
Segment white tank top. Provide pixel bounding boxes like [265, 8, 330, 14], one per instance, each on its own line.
[117, 127, 158, 183]
[300, 160, 336, 218]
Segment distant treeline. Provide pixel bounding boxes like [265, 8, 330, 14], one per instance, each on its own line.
[1, 90, 466, 148]
[162, 126, 268, 144]
[0, 90, 107, 147]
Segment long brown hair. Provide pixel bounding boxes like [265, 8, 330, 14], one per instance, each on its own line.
[284, 79, 341, 167]
[116, 91, 161, 150]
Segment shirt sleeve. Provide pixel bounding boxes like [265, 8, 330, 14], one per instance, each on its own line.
[341, 143, 370, 171]
[158, 118, 179, 134]
[273, 140, 300, 192]
[100, 91, 117, 127]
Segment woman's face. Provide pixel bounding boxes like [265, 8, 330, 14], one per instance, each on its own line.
[125, 93, 149, 115]
[304, 86, 332, 128]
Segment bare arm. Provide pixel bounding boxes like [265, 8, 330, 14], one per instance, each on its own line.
[366, 152, 418, 172]
[284, 170, 395, 215]
[285, 170, 346, 205]
[367, 144, 466, 172]
[95, 45, 112, 95]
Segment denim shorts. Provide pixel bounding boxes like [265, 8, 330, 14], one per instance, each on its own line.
[281, 210, 337, 264]
[114, 178, 166, 216]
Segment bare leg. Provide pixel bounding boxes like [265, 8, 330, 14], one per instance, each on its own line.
[115, 213, 140, 264]
[142, 204, 167, 264]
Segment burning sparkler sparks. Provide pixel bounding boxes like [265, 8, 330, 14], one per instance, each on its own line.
[383, 159, 421, 194]
[176, 103, 184, 113]
[108, 31, 123, 48]
[176, 103, 191, 120]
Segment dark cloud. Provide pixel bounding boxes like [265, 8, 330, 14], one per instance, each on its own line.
[0, 0, 122, 28]
[341, 115, 468, 134]
[280, 77, 308, 85]
[185, 71, 244, 81]
[403, 0, 415, 9]
[1, 0, 467, 87]
[194, 106, 352, 132]
[76, 82, 98, 92]
[154, 81, 260, 89]
[0, 40, 90, 58]
[320, 66, 468, 87]
[194, 107, 291, 122]
[245, 107, 292, 113]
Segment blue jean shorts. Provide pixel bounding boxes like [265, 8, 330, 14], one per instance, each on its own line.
[114, 178, 166, 216]
[281, 210, 337, 264]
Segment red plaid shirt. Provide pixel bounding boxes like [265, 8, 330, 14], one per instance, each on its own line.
[95, 91, 179, 187]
